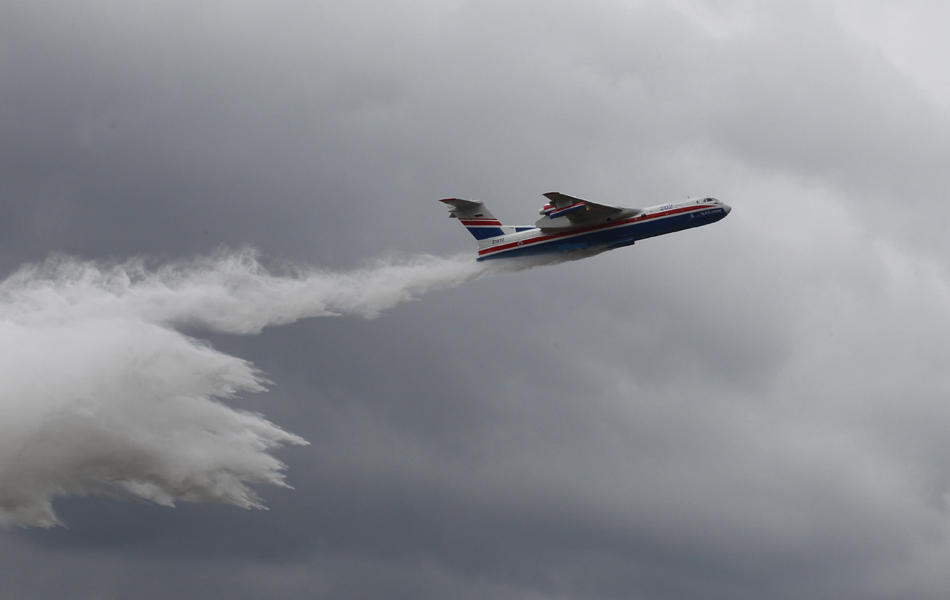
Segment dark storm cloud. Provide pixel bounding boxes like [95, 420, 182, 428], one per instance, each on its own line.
[5, 0, 950, 598]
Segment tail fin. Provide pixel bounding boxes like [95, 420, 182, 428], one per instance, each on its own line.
[440, 198, 505, 240]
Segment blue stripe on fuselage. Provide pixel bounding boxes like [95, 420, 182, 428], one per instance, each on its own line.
[467, 226, 506, 240]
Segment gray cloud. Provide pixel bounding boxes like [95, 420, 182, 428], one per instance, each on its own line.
[4, 0, 950, 598]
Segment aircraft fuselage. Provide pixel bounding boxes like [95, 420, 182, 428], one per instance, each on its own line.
[476, 198, 731, 261]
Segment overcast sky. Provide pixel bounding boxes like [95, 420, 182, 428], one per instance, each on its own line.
[4, 1, 950, 598]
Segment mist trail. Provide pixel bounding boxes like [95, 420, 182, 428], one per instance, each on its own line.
[0, 249, 495, 527]
[0, 247, 594, 527]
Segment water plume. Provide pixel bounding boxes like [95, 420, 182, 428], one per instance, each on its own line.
[0, 249, 489, 527]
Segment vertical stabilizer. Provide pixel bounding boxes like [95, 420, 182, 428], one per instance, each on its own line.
[439, 198, 505, 240]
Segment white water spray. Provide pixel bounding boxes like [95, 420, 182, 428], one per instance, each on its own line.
[0, 249, 490, 527]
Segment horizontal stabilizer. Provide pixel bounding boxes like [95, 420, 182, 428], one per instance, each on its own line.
[440, 198, 496, 220]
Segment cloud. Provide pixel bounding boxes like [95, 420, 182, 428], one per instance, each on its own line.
[6, 0, 950, 598]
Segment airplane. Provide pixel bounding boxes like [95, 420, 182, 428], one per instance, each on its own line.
[441, 192, 731, 261]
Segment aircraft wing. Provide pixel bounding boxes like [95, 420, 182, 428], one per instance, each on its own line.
[535, 192, 641, 230]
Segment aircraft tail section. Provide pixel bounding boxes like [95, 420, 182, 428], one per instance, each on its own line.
[440, 198, 505, 240]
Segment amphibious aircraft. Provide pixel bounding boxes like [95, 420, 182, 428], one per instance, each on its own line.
[441, 192, 731, 261]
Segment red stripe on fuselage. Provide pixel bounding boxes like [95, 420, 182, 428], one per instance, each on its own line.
[461, 219, 502, 226]
[477, 204, 708, 257]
